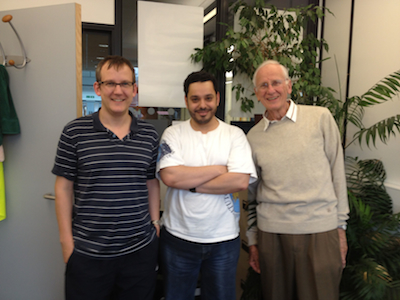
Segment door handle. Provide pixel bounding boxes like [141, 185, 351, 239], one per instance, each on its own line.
[43, 193, 55, 200]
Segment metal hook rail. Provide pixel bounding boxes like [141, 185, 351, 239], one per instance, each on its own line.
[1, 14, 31, 69]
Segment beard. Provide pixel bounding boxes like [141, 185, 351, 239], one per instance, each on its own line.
[189, 108, 216, 125]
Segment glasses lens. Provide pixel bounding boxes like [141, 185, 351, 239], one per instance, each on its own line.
[121, 82, 133, 88]
[105, 82, 116, 88]
[101, 82, 133, 89]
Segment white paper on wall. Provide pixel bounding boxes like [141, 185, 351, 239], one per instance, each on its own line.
[138, 1, 203, 108]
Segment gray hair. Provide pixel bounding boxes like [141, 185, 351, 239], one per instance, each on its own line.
[252, 60, 290, 87]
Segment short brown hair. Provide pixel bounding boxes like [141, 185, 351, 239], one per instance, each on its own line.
[95, 55, 136, 83]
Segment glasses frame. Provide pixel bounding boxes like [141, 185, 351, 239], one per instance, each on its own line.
[98, 81, 135, 89]
[256, 79, 289, 92]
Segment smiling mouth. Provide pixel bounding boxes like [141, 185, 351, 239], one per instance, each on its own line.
[112, 99, 124, 102]
[197, 110, 210, 116]
[267, 96, 279, 101]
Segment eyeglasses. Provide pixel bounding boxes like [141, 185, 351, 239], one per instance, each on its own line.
[98, 81, 135, 89]
[256, 80, 286, 91]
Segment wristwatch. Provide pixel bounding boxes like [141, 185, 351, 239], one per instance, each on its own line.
[337, 224, 347, 230]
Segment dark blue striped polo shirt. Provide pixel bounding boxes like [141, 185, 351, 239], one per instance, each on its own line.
[52, 110, 159, 258]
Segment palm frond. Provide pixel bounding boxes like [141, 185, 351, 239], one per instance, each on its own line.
[345, 96, 365, 129]
[341, 70, 400, 148]
[354, 115, 400, 148]
[358, 71, 400, 107]
[342, 157, 400, 300]
[341, 257, 392, 300]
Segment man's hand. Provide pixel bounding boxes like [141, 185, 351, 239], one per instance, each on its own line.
[155, 224, 160, 237]
[61, 239, 74, 263]
[249, 245, 260, 273]
[153, 223, 160, 237]
[338, 228, 348, 269]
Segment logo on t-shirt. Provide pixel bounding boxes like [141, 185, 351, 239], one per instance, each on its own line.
[224, 192, 240, 216]
[158, 140, 173, 162]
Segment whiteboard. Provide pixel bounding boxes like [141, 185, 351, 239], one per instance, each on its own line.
[138, 1, 203, 107]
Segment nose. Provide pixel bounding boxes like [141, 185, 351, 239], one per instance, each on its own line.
[113, 84, 124, 93]
[199, 99, 207, 108]
[266, 84, 275, 94]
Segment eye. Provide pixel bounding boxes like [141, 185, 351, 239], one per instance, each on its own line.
[105, 82, 116, 88]
[121, 82, 131, 88]
[272, 80, 282, 87]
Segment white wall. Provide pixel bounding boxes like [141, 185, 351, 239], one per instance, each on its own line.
[322, 0, 400, 213]
[0, 0, 114, 24]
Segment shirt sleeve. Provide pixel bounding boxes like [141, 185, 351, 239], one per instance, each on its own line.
[51, 124, 77, 181]
[245, 131, 261, 246]
[146, 128, 160, 180]
[156, 125, 184, 178]
[246, 147, 261, 246]
[226, 126, 258, 183]
[321, 108, 349, 226]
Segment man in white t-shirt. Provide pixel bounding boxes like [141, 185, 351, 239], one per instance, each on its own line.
[157, 71, 257, 300]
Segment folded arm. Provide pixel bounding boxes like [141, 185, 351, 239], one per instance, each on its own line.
[159, 165, 227, 190]
[196, 172, 250, 194]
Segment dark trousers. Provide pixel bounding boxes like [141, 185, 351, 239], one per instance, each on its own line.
[258, 229, 342, 300]
[65, 237, 158, 300]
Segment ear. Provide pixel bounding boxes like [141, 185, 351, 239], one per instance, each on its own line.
[132, 83, 138, 97]
[254, 87, 260, 101]
[93, 81, 101, 96]
[216, 92, 220, 106]
[287, 79, 293, 94]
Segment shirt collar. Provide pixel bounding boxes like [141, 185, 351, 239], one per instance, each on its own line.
[93, 108, 138, 135]
[262, 99, 297, 131]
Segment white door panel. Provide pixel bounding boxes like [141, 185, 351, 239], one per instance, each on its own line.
[0, 4, 80, 299]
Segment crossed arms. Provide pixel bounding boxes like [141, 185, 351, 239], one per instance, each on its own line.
[159, 165, 250, 194]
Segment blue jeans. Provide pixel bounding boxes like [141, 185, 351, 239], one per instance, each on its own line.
[160, 228, 240, 300]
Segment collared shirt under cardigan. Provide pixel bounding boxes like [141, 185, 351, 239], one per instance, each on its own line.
[246, 100, 349, 246]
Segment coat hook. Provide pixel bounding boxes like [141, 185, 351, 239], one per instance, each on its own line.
[2, 14, 30, 69]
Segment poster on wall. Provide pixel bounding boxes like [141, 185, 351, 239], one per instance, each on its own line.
[138, 1, 203, 108]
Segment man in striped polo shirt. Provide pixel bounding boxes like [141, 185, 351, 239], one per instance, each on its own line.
[52, 55, 160, 300]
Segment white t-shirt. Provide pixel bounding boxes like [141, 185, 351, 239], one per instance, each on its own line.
[157, 119, 257, 243]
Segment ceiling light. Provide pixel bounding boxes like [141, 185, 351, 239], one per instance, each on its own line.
[203, 8, 216, 24]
